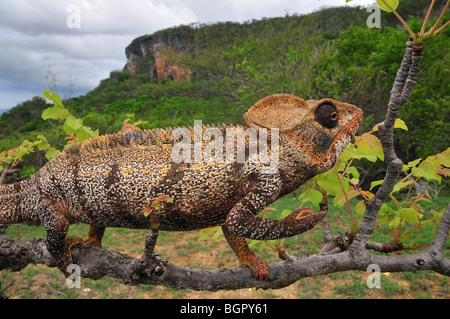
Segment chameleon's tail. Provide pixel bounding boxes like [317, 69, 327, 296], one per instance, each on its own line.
[0, 175, 39, 225]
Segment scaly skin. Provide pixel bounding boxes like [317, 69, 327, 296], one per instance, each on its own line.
[0, 94, 363, 280]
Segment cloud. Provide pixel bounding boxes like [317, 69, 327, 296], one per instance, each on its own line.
[0, 0, 198, 35]
[0, 0, 200, 108]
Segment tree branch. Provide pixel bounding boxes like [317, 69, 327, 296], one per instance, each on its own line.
[1, 206, 448, 290]
[350, 39, 424, 255]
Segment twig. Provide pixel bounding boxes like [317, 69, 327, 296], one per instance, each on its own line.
[420, 0, 436, 37]
[128, 225, 161, 280]
[426, 0, 449, 36]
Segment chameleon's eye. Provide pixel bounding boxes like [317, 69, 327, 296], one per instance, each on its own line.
[316, 103, 338, 129]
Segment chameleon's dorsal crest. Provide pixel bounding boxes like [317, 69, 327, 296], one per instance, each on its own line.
[244, 94, 308, 132]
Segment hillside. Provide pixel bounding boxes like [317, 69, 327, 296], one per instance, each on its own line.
[0, 4, 448, 181]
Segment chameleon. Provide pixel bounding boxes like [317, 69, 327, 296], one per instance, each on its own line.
[0, 94, 363, 280]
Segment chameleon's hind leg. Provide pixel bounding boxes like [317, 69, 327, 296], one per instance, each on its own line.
[38, 199, 75, 276]
[39, 199, 105, 276]
[222, 226, 269, 280]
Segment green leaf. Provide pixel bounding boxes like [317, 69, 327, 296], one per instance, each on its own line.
[355, 200, 366, 216]
[43, 90, 52, 100]
[35, 135, 50, 151]
[199, 226, 220, 241]
[398, 208, 422, 224]
[37, 139, 50, 151]
[398, 233, 411, 242]
[45, 148, 60, 160]
[51, 92, 63, 106]
[248, 240, 260, 248]
[360, 133, 384, 160]
[379, 203, 394, 215]
[392, 180, 413, 193]
[389, 215, 401, 229]
[437, 148, 450, 167]
[317, 173, 345, 196]
[42, 90, 64, 107]
[402, 158, 421, 171]
[373, 118, 407, 132]
[2, 156, 13, 164]
[76, 126, 97, 141]
[334, 189, 358, 208]
[431, 209, 444, 223]
[63, 115, 84, 135]
[352, 140, 378, 162]
[42, 104, 69, 120]
[412, 160, 438, 181]
[377, 0, 399, 13]
[37, 135, 48, 143]
[394, 118, 408, 131]
[302, 189, 323, 207]
[347, 166, 360, 179]
[370, 179, 383, 190]
[212, 228, 223, 242]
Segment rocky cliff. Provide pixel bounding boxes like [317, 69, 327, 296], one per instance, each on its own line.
[124, 31, 191, 82]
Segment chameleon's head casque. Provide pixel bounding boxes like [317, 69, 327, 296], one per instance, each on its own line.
[244, 94, 363, 173]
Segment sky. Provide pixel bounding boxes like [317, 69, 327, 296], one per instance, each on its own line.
[0, 0, 375, 112]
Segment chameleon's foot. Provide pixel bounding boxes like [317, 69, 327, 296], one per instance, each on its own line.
[283, 208, 326, 234]
[52, 251, 75, 278]
[49, 237, 82, 278]
[247, 255, 270, 280]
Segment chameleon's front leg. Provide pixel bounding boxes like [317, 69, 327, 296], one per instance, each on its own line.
[222, 177, 325, 279]
[224, 192, 326, 241]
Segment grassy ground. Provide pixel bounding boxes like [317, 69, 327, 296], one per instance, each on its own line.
[1, 196, 448, 299]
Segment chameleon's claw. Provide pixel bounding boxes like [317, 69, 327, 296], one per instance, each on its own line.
[248, 255, 270, 281]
